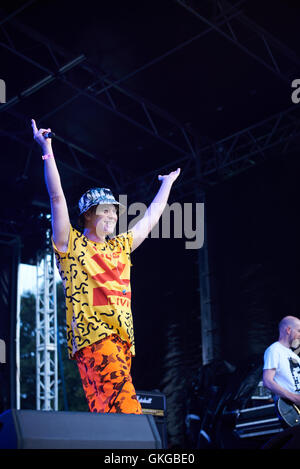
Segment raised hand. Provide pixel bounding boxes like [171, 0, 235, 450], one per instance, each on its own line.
[31, 119, 52, 153]
[158, 167, 181, 184]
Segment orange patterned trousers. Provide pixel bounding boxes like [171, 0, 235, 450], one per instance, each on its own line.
[75, 334, 142, 414]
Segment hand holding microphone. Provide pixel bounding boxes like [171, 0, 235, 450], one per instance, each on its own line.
[43, 131, 55, 139]
[31, 119, 55, 155]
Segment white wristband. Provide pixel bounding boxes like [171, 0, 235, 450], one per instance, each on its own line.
[42, 153, 54, 160]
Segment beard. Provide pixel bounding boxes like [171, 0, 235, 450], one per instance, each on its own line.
[291, 338, 300, 349]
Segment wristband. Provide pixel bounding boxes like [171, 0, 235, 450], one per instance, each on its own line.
[42, 153, 54, 160]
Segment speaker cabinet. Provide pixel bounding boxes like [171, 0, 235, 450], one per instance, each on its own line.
[152, 416, 168, 449]
[136, 390, 168, 449]
[0, 409, 162, 449]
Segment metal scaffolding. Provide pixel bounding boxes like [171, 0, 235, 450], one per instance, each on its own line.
[176, 0, 300, 83]
[35, 240, 58, 411]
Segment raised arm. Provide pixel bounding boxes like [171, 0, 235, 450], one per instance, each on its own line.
[131, 168, 180, 252]
[31, 119, 70, 252]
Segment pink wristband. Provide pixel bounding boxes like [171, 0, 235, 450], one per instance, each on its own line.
[42, 153, 54, 160]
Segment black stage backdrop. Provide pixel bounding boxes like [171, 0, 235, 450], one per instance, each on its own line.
[206, 149, 300, 363]
[129, 149, 300, 447]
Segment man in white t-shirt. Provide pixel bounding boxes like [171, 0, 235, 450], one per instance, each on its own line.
[263, 316, 300, 405]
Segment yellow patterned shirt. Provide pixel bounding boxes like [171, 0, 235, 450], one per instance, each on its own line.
[52, 225, 135, 359]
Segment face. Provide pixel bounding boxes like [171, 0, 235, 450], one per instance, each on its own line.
[288, 320, 300, 345]
[93, 204, 118, 237]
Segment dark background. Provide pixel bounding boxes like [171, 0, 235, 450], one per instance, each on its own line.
[1, 0, 300, 448]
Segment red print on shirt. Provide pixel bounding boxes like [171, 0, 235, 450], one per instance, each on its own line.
[91, 252, 130, 307]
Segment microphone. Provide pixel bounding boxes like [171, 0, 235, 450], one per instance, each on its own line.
[43, 131, 55, 139]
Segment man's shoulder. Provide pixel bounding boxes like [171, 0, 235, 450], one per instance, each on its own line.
[265, 341, 280, 353]
[265, 341, 295, 357]
[264, 342, 284, 360]
[52, 224, 86, 257]
[109, 231, 133, 248]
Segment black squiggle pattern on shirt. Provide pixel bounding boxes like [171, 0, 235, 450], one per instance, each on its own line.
[65, 287, 81, 303]
[75, 282, 88, 291]
[52, 226, 135, 359]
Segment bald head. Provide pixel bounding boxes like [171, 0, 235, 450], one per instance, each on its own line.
[278, 316, 300, 347]
[279, 316, 300, 333]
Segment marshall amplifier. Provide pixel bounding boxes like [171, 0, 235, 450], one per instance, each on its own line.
[136, 390, 166, 417]
[137, 390, 167, 448]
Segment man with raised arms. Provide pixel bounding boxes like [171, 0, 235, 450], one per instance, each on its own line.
[31, 118, 180, 414]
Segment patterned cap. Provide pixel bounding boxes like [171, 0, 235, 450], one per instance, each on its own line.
[78, 187, 126, 216]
